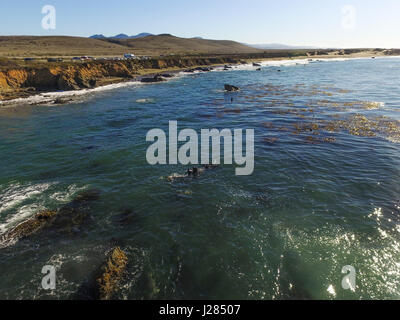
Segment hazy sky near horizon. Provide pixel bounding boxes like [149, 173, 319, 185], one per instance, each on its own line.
[1, 0, 399, 48]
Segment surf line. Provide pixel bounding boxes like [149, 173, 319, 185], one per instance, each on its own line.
[146, 121, 254, 176]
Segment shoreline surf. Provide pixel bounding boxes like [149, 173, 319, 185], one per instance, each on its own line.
[0, 53, 391, 108]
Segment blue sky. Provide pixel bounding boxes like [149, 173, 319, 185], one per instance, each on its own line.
[1, 0, 399, 48]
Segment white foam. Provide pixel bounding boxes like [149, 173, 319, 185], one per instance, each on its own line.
[0, 80, 142, 107]
[375, 55, 400, 60]
[0, 182, 52, 215]
[0, 182, 53, 234]
[209, 57, 350, 73]
[49, 184, 86, 202]
[0, 183, 86, 234]
[135, 98, 156, 104]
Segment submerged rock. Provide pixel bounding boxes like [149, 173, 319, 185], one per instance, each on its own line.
[113, 208, 139, 226]
[0, 210, 57, 246]
[52, 189, 100, 231]
[224, 84, 240, 92]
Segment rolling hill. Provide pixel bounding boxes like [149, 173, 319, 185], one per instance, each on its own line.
[0, 34, 261, 58]
[0, 36, 129, 57]
[105, 34, 262, 55]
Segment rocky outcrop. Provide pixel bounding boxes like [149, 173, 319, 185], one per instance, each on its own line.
[0, 61, 138, 96]
[0, 190, 100, 248]
[185, 66, 213, 73]
[0, 210, 57, 246]
[0, 57, 241, 101]
[141, 75, 165, 83]
[224, 84, 240, 92]
[53, 97, 74, 105]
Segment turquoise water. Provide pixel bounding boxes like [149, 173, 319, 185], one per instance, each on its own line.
[0, 58, 399, 300]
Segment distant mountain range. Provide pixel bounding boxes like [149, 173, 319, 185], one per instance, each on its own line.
[246, 43, 320, 50]
[90, 33, 153, 39]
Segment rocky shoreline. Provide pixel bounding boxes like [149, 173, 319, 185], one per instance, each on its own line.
[0, 56, 242, 104]
[0, 50, 395, 106]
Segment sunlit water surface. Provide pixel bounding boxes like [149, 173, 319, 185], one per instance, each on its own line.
[0, 58, 399, 299]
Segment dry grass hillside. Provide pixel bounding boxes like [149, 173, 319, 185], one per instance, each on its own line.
[106, 34, 262, 55]
[0, 36, 133, 58]
[0, 35, 261, 58]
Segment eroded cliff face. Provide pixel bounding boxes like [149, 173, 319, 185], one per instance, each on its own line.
[0, 57, 239, 100]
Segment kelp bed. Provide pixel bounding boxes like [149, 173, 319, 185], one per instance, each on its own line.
[204, 83, 400, 145]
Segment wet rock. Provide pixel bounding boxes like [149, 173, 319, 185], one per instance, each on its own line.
[224, 84, 240, 92]
[0, 210, 57, 246]
[253, 62, 261, 67]
[53, 97, 73, 105]
[160, 73, 174, 78]
[184, 67, 212, 73]
[195, 67, 212, 72]
[141, 75, 165, 83]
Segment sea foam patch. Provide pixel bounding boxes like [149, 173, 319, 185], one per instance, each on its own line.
[0, 80, 142, 107]
[0, 182, 87, 234]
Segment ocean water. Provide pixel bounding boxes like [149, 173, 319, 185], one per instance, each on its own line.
[0, 57, 399, 300]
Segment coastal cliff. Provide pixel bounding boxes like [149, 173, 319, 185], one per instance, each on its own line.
[0, 57, 239, 101]
[1, 48, 395, 102]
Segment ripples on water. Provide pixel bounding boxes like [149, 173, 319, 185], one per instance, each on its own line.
[0, 58, 399, 299]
